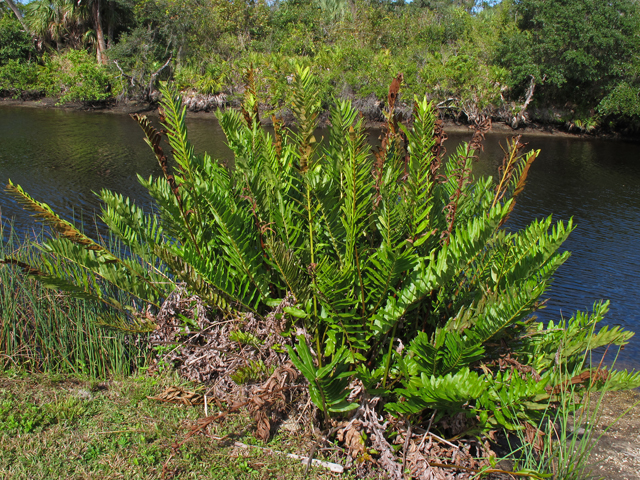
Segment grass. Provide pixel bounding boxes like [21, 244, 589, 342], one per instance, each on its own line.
[498, 347, 640, 480]
[0, 368, 356, 480]
[0, 221, 147, 378]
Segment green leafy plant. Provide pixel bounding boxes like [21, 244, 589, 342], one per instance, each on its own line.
[5, 65, 639, 435]
[55, 50, 112, 103]
[288, 338, 358, 416]
[230, 359, 274, 385]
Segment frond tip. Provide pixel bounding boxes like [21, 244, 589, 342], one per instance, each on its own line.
[5, 180, 112, 254]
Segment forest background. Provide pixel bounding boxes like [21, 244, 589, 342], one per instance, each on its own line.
[1, 0, 640, 133]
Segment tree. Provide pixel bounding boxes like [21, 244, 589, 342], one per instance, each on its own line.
[498, 0, 640, 106]
[25, 0, 86, 50]
[24, 0, 110, 63]
[0, 12, 35, 65]
[89, 0, 107, 64]
[2, 0, 29, 32]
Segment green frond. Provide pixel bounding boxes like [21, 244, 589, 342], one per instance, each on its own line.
[287, 338, 358, 414]
[265, 238, 311, 303]
[154, 245, 234, 313]
[39, 237, 163, 309]
[159, 83, 200, 178]
[6, 181, 114, 254]
[95, 311, 157, 334]
[290, 64, 322, 171]
[388, 368, 485, 415]
[370, 202, 510, 337]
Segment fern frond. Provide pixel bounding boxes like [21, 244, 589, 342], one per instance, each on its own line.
[290, 64, 321, 171]
[371, 202, 511, 337]
[388, 368, 485, 415]
[287, 338, 358, 414]
[265, 239, 311, 303]
[40, 238, 163, 309]
[155, 246, 234, 313]
[6, 181, 112, 253]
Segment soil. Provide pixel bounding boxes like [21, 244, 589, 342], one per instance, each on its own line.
[0, 95, 627, 141]
[589, 389, 640, 480]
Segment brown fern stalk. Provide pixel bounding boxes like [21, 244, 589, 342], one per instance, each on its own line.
[441, 162, 472, 245]
[241, 67, 260, 128]
[130, 113, 182, 207]
[5, 182, 110, 253]
[373, 73, 405, 206]
[440, 120, 485, 245]
[500, 149, 538, 227]
[4, 182, 165, 304]
[431, 114, 447, 171]
[0, 258, 47, 276]
[468, 117, 492, 154]
[272, 115, 283, 159]
[130, 113, 203, 257]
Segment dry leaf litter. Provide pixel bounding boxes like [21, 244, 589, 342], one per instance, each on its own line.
[146, 288, 502, 478]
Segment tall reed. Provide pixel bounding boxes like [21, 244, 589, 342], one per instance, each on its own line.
[0, 221, 147, 378]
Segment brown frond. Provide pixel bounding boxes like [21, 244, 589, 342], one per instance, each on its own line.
[431, 114, 447, 174]
[441, 161, 472, 245]
[512, 150, 537, 199]
[492, 135, 527, 209]
[0, 258, 47, 276]
[373, 73, 407, 206]
[272, 115, 283, 159]
[388, 73, 403, 112]
[242, 68, 260, 127]
[468, 117, 492, 154]
[547, 368, 609, 395]
[500, 148, 538, 226]
[130, 113, 183, 209]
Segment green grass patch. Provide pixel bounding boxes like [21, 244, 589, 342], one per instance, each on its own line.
[0, 369, 359, 480]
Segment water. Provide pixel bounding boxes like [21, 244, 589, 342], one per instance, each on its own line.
[2, 105, 640, 368]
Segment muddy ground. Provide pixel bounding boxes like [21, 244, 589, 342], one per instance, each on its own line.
[0, 95, 621, 140]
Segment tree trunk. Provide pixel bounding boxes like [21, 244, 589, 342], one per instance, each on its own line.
[93, 0, 108, 65]
[107, 2, 114, 49]
[4, 0, 30, 33]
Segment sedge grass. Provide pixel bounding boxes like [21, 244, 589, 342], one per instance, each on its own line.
[500, 343, 640, 480]
[0, 220, 147, 378]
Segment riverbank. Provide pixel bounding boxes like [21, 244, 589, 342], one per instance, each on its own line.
[0, 95, 626, 141]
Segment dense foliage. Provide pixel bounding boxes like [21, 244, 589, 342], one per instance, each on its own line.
[1, 0, 640, 130]
[6, 68, 640, 438]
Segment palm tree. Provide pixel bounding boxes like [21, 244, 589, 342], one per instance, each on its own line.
[88, 0, 107, 64]
[25, 0, 83, 49]
[24, 0, 107, 64]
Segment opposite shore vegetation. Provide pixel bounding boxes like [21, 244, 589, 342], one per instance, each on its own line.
[2, 0, 640, 135]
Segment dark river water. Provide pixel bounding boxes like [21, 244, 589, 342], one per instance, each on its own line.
[2, 105, 640, 369]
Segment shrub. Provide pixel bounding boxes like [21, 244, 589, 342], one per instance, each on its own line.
[598, 81, 640, 120]
[0, 15, 35, 66]
[54, 50, 112, 103]
[0, 59, 40, 95]
[5, 66, 640, 435]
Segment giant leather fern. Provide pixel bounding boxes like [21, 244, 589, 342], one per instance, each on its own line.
[5, 65, 639, 427]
